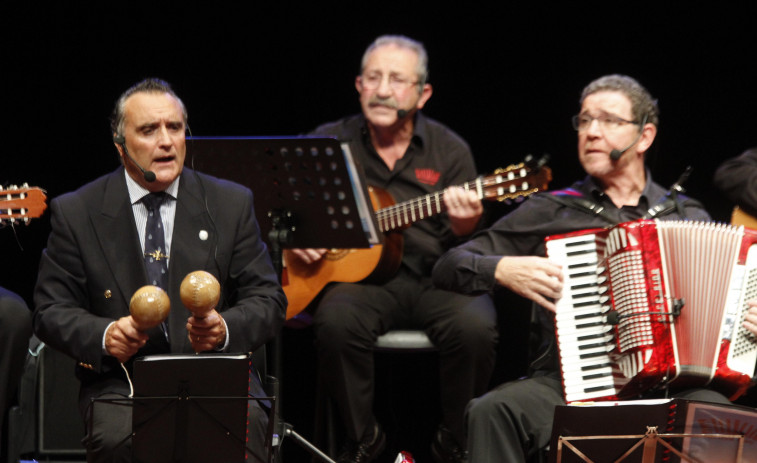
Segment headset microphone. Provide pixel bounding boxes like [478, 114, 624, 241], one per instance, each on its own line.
[113, 135, 156, 182]
[609, 136, 640, 161]
[397, 86, 427, 120]
[609, 114, 649, 161]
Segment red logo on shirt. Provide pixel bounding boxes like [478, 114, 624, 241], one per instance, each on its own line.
[415, 168, 441, 186]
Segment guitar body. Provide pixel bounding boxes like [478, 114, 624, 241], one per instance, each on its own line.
[283, 186, 403, 319]
[282, 159, 553, 320]
[731, 206, 757, 229]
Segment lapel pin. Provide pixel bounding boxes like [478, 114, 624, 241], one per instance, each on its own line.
[199, 230, 209, 241]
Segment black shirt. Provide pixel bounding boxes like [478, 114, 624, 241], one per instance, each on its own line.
[432, 173, 711, 374]
[310, 112, 478, 276]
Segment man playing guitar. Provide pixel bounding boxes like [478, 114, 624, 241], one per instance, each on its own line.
[288, 35, 497, 463]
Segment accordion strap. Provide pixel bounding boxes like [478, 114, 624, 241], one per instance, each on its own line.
[645, 166, 701, 219]
[544, 187, 700, 224]
[543, 189, 619, 224]
[644, 196, 686, 219]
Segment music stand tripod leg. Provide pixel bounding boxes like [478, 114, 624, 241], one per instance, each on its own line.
[265, 337, 334, 463]
[279, 422, 336, 463]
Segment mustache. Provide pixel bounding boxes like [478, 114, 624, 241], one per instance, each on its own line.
[368, 96, 398, 109]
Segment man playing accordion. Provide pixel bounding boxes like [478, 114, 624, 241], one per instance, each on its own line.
[432, 74, 741, 463]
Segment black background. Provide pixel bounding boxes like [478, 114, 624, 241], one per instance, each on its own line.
[2, 3, 755, 461]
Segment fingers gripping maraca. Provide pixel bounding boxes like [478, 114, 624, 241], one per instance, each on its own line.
[106, 285, 170, 363]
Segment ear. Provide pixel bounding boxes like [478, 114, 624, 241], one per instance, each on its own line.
[636, 123, 657, 154]
[414, 83, 433, 110]
[355, 75, 363, 94]
[113, 133, 125, 158]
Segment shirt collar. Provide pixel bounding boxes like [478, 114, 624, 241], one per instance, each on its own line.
[359, 112, 426, 151]
[125, 169, 180, 205]
[585, 169, 657, 205]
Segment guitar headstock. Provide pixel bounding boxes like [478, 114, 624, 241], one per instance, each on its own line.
[1, 184, 48, 225]
[480, 155, 552, 203]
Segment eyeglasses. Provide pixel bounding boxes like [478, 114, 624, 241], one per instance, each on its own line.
[571, 112, 638, 132]
[360, 73, 419, 91]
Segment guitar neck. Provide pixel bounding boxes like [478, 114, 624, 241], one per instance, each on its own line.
[375, 179, 482, 233]
[0, 185, 47, 224]
[373, 160, 552, 233]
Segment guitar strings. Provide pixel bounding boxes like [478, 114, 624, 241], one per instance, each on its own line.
[374, 165, 533, 231]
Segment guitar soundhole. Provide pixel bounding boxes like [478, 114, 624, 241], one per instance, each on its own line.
[325, 249, 350, 260]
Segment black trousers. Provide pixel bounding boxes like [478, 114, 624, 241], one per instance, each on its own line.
[313, 268, 498, 447]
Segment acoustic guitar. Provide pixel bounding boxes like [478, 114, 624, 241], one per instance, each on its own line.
[731, 206, 757, 229]
[282, 158, 553, 319]
[0, 184, 47, 225]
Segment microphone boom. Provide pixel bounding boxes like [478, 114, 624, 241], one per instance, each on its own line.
[113, 135, 157, 182]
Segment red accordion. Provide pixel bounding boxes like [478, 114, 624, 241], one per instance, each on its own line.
[545, 219, 757, 403]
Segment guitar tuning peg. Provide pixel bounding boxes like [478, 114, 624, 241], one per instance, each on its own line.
[523, 154, 550, 170]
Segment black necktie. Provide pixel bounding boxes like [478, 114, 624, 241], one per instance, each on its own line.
[141, 193, 169, 289]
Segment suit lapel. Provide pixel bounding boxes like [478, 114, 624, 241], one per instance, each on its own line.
[91, 170, 147, 309]
[166, 170, 217, 352]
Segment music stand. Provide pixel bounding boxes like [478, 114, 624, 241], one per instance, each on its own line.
[549, 398, 756, 462]
[190, 136, 379, 463]
[188, 136, 380, 250]
[130, 353, 271, 463]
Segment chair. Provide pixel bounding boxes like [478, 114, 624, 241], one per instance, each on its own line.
[374, 329, 436, 352]
[6, 338, 86, 463]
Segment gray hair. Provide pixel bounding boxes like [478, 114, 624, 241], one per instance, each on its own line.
[110, 78, 188, 136]
[360, 35, 429, 89]
[580, 74, 659, 127]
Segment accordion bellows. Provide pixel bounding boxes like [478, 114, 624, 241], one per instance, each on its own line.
[546, 219, 757, 403]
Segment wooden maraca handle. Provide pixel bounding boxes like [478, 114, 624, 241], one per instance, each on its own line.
[180, 270, 220, 319]
[129, 285, 171, 331]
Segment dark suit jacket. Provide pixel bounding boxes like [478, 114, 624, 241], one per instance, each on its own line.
[33, 167, 286, 391]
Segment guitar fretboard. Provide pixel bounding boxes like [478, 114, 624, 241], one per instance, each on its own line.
[375, 180, 481, 232]
[374, 166, 535, 233]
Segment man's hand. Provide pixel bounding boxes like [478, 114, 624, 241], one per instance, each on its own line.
[495, 256, 563, 312]
[743, 301, 757, 336]
[105, 316, 149, 363]
[186, 309, 227, 353]
[444, 187, 483, 236]
[288, 248, 328, 265]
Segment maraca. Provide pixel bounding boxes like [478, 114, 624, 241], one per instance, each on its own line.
[180, 270, 220, 319]
[129, 285, 171, 330]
